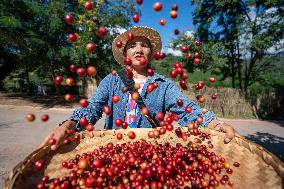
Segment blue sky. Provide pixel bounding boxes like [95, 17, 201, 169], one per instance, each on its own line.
[130, 0, 196, 52]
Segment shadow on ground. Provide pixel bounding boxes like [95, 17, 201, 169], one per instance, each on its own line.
[267, 120, 284, 128]
[0, 93, 80, 109]
[245, 132, 284, 161]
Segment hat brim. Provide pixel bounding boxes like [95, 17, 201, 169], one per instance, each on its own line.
[112, 26, 162, 66]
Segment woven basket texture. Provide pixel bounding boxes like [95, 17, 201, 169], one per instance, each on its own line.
[4, 127, 284, 189]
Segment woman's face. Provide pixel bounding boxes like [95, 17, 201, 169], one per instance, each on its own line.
[124, 36, 152, 68]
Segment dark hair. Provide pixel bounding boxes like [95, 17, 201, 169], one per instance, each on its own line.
[123, 36, 152, 54]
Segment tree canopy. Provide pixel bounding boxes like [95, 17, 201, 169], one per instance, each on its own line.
[0, 0, 137, 92]
[171, 0, 284, 92]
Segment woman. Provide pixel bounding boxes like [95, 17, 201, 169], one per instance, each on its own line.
[39, 26, 241, 150]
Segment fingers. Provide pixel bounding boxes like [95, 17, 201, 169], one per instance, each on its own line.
[38, 133, 54, 149]
[211, 122, 243, 144]
[223, 125, 235, 143]
[38, 127, 67, 151]
[50, 137, 61, 151]
[50, 128, 66, 150]
[234, 130, 243, 138]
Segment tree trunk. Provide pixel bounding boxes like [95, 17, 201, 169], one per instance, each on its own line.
[0, 47, 19, 82]
[231, 59, 235, 88]
[229, 44, 235, 88]
[82, 77, 97, 98]
[24, 65, 34, 94]
[244, 51, 257, 91]
[236, 37, 243, 90]
[244, 5, 260, 92]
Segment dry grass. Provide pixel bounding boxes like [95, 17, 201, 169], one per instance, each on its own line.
[182, 86, 256, 119]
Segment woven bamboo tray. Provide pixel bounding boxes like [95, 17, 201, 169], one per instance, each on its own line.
[4, 127, 284, 189]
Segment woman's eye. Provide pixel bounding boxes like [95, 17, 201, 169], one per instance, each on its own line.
[142, 43, 150, 48]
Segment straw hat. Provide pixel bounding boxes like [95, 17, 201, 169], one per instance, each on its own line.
[112, 26, 162, 65]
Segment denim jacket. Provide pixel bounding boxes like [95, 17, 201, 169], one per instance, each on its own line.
[70, 71, 216, 130]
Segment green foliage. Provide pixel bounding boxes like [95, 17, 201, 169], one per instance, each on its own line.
[189, 0, 284, 92]
[152, 53, 232, 88]
[248, 55, 284, 94]
[169, 32, 232, 85]
[58, 0, 137, 82]
[0, 16, 22, 29]
[29, 67, 53, 86]
[0, 0, 138, 93]
[152, 54, 176, 77]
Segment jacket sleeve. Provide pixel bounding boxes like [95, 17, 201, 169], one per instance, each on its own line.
[70, 74, 112, 125]
[164, 80, 216, 127]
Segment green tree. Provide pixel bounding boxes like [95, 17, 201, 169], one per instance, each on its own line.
[0, 0, 138, 95]
[59, 0, 137, 96]
[63, 0, 137, 79]
[0, 0, 71, 92]
[170, 32, 229, 84]
[188, 0, 284, 92]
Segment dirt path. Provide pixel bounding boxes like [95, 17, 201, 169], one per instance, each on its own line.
[0, 92, 80, 109]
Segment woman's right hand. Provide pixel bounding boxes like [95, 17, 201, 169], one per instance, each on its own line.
[38, 120, 77, 150]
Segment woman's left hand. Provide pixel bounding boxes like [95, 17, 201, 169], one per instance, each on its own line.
[215, 122, 243, 143]
[208, 120, 243, 143]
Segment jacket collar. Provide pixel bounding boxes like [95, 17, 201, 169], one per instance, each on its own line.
[148, 73, 167, 83]
[118, 69, 166, 83]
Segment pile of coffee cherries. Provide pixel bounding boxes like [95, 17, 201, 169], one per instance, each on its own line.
[36, 126, 240, 189]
